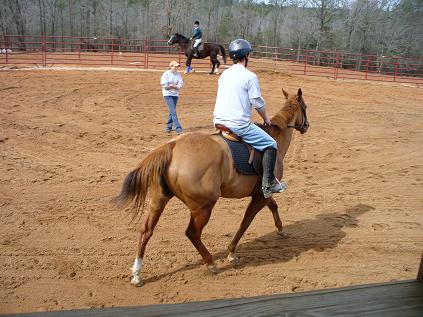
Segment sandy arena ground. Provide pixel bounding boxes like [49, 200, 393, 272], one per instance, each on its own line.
[0, 66, 422, 314]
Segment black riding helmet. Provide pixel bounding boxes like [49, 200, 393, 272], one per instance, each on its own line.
[229, 39, 253, 61]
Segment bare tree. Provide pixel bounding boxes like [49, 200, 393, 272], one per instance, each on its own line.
[7, 0, 27, 49]
[309, 0, 338, 50]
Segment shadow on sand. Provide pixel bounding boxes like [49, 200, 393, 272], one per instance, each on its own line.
[144, 203, 375, 284]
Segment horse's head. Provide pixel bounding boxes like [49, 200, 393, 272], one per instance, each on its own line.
[167, 33, 190, 46]
[167, 34, 177, 45]
[282, 88, 310, 134]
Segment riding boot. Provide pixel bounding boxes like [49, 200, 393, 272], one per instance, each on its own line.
[193, 47, 198, 57]
[262, 147, 287, 198]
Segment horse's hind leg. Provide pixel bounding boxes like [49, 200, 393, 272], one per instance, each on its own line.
[185, 201, 217, 272]
[209, 61, 216, 74]
[227, 194, 267, 265]
[215, 60, 220, 74]
[267, 197, 287, 237]
[131, 187, 172, 287]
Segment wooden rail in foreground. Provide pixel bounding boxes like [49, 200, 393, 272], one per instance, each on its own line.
[5, 279, 423, 317]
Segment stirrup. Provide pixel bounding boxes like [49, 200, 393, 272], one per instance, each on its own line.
[262, 178, 288, 199]
[274, 178, 288, 192]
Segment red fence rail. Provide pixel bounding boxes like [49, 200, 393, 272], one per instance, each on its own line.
[1, 35, 422, 85]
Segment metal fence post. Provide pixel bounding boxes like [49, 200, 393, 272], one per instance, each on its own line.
[42, 36, 47, 67]
[78, 39, 81, 64]
[393, 61, 399, 82]
[4, 34, 9, 64]
[334, 52, 341, 80]
[365, 55, 370, 80]
[274, 47, 279, 71]
[304, 51, 308, 75]
[111, 39, 114, 65]
[145, 39, 149, 69]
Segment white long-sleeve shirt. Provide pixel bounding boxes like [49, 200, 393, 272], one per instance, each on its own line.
[160, 70, 184, 97]
[213, 64, 265, 128]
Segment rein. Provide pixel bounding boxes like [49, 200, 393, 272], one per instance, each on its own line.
[287, 98, 309, 130]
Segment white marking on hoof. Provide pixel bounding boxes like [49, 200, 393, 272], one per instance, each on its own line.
[277, 229, 288, 238]
[131, 275, 143, 287]
[207, 264, 219, 274]
[131, 257, 143, 286]
[227, 252, 240, 266]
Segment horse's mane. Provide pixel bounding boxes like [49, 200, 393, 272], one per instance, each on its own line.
[257, 97, 300, 132]
[174, 33, 189, 41]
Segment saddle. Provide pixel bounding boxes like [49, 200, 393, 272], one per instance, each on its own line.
[192, 42, 203, 51]
[214, 124, 263, 176]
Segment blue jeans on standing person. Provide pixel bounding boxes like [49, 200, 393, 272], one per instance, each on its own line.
[164, 96, 183, 133]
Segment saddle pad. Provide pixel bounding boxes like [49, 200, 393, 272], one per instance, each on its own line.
[221, 137, 257, 175]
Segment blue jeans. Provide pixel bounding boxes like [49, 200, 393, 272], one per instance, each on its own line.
[164, 96, 182, 132]
[230, 122, 277, 152]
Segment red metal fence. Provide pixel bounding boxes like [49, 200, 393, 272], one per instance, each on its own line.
[1, 35, 422, 85]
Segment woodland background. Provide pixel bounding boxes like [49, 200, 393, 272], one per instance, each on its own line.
[0, 0, 422, 57]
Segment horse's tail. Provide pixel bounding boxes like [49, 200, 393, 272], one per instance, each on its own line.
[220, 45, 227, 64]
[113, 141, 175, 220]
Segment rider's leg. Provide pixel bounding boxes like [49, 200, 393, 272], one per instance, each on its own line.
[193, 39, 201, 57]
[262, 147, 287, 198]
[230, 123, 287, 198]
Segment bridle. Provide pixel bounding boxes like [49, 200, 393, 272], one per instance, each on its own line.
[287, 97, 309, 131]
[167, 35, 176, 45]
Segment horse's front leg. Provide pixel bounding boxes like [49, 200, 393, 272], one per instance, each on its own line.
[267, 197, 287, 237]
[185, 56, 193, 74]
[185, 201, 218, 273]
[185, 56, 192, 67]
[227, 194, 267, 266]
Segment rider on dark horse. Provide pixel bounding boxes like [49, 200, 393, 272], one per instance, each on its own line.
[190, 21, 202, 58]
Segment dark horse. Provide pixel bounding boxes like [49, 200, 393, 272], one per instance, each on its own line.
[167, 33, 227, 74]
[114, 88, 310, 286]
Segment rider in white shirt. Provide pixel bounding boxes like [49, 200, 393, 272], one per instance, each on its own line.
[213, 39, 287, 199]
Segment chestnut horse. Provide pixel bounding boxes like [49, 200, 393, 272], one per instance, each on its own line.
[115, 88, 309, 286]
[167, 33, 227, 74]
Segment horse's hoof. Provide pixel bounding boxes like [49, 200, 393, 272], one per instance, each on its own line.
[131, 275, 143, 287]
[227, 253, 240, 266]
[277, 230, 288, 238]
[207, 264, 219, 274]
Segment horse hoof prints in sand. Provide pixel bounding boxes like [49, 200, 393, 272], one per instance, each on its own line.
[114, 88, 309, 287]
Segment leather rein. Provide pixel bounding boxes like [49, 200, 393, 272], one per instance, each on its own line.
[287, 97, 309, 130]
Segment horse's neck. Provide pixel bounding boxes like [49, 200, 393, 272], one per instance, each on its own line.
[270, 112, 295, 159]
[272, 127, 293, 160]
[177, 37, 190, 49]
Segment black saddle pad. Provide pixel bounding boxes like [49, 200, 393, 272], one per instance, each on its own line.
[221, 136, 258, 175]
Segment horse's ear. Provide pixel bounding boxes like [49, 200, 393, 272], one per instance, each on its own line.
[282, 88, 289, 100]
[297, 88, 302, 97]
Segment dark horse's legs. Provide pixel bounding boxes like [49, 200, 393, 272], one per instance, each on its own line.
[227, 193, 268, 264]
[210, 53, 220, 74]
[186, 55, 192, 67]
[185, 55, 193, 74]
